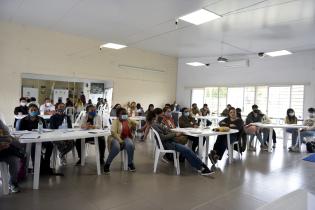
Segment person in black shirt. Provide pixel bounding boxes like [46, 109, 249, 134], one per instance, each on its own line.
[50, 103, 74, 165]
[208, 107, 244, 165]
[65, 98, 74, 107]
[19, 104, 54, 175]
[13, 97, 29, 128]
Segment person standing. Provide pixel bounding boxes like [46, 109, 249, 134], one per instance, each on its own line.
[13, 97, 29, 128]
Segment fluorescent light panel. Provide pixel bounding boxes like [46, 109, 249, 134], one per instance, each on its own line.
[265, 50, 292, 57]
[100, 43, 127, 49]
[186, 62, 205, 67]
[179, 9, 221, 25]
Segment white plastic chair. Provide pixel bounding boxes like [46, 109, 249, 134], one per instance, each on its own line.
[73, 110, 86, 128]
[0, 161, 9, 195]
[65, 107, 75, 123]
[121, 150, 128, 171]
[231, 141, 242, 159]
[151, 128, 180, 175]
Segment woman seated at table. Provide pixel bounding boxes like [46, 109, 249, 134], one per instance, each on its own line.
[75, 105, 106, 165]
[150, 108, 214, 176]
[104, 108, 137, 173]
[138, 104, 155, 141]
[110, 104, 121, 117]
[19, 104, 54, 174]
[285, 108, 298, 150]
[49, 103, 74, 165]
[0, 119, 25, 193]
[127, 101, 137, 117]
[208, 107, 244, 165]
[179, 108, 200, 153]
[162, 107, 188, 145]
[136, 103, 145, 116]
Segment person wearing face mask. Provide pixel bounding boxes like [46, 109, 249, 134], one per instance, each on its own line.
[75, 105, 106, 165]
[40, 98, 55, 115]
[150, 108, 214, 176]
[13, 97, 29, 128]
[104, 108, 137, 174]
[290, 107, 315, 152]
[19, 104, 55, 175]
[285, 108, 299, 150]
[208, 107, 244, 165]
[49, 103, 74, 165]
[179, 108, 200, 153]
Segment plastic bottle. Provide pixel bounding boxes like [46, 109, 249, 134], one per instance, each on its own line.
[38, 120, 43, 134]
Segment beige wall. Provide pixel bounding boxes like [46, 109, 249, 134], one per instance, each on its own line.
[0, 21, 178, 125]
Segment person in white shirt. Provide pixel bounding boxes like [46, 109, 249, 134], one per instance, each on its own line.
[40, 98, 55, 115]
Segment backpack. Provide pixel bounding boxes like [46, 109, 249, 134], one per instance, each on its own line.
[306, 141, 315, 153]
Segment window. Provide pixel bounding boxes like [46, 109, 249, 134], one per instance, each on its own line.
[218, 87, 227, 115]
[255, 86, 268, 114]
[243, 87, 255, 114]
[291, 85, 304, 119]
[204, 87, 218, 114]
[227, 87, 244, 110]
[191, 89, 204, 108]
[268, 86, 291, 118]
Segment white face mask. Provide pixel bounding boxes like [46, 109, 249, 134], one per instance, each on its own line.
[288, 112, 295, 117]
[46, 102, 51, 106]
[20, 102, 26, 106]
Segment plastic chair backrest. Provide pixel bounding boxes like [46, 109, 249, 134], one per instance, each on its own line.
[74, 110, 86, 127]
[66, 107, 75, 122]
[151, 128, 165, 150]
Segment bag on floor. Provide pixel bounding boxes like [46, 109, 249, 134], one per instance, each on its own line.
[306, 141, 315, 153]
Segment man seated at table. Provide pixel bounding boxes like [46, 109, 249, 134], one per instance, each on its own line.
[191, 103, 201, 116]
[50, 103, 74, 165]
[221, 104, 231, 117]
[150, 108, 214, 176]
[40, 98, 55, 115]
[245, 105, 268, 151]
[179, 107, 200, 153]
[104, 108, 137, 174]
[200, 104, 212, 127]
[13, 97, 29, 128]
[0, 119, 25, 193]
[290, 107, 315, 152]
[208, 107, 244, 165]
[75, 105, 106, 165]
[19, 104, 55, 175]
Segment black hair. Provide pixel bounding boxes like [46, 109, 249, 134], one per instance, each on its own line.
[181, 107, 188, 113]
[30, 97, 36, 102]
[252, 104, 258, 110]
[236, 108, 242, 113]
[146, 111, 156, 123]
[20, 97, 26, 102]
[203, 104, 208, 107]
[28, 103, 39, 110]
[116, 107, 127, 117]
[153, 108, 163, 116]
[136, 103, 141, 109]
[308, 107, 315, 113]
[113, 103, 120, 109]
[85, 104, 94, 112]
[56, 103, 66, 109]
[163, 106, 171, 113]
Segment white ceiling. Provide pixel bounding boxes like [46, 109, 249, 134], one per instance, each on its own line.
[1, 0, 315, 59]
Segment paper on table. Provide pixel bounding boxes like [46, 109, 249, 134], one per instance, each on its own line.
[20, 133, 40, 139]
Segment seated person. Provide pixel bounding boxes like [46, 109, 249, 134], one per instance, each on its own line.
[75, 105, 106, 165]
[0, 119, 25, 193]
[110, 103, 121, 117]
[259, 110, 277, 148]
[50, 103, 74, 165]
[236, 108, 242, 119]
[144, 104, 154, 116]
[290, 107, 315, 152]
[104, 108, 137, 173]
[136, 103, 145, 116]
[245, 105, 268, 151]
[179, 108, 200, 153]
[191, 103, 201, 116]
[208, 107, 244, 164]
[14, 97, 29, 128]
[40, 98, 55, 115]
[19, 104, 54, 174]
[200, 104, 212, 127]
[139, 104, 155, 141]
[221, 104, 231, 117]
[162, 107, 188, 145]
[150, 108, 213, 175]
[128, 101, 137, 117]
[285, 108, 298, 150]
[28, 97, 40, 107]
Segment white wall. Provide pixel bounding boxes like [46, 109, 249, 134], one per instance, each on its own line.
[0, 21, 177, 125]
[176, 51, 315, 117]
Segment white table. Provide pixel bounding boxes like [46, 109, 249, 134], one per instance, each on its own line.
[195, 115, 224, 126]
[15, 115, 52, 120]
[110, 116, 144, 131]
[171, 127, 239, 164]
[251, 123, 308, 152]
[15, 128, 110, 190]
[257, 189, 315, 210]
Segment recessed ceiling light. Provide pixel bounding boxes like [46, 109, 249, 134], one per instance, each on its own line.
[265, 50, 292, 57]
[100, 43, 127, 50]
[179, 9, 221, 25]
[186, 62, 205, 67]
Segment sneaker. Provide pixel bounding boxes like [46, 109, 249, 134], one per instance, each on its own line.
[9, 184, 20, 193]
[272, 143, 276, 149]
[200, 167, 215, 176]
[208, 150, 218, 165]
[161, 156, 170, 164]
[75, 159, 81, 166]
[128, 163, 136, 172]
[103, 164, 110, 174]
[260, 145, 268, 151]
[290, 146, 300, 153]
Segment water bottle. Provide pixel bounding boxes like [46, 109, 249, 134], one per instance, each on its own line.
[59, 117, 67, 129]
[38, 120, 43, 134]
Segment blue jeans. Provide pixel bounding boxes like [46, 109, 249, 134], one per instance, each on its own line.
[165, 141, 203, 170]
[106, 138, 134, 165]
[286, 128, 298, 146]
[297, 130, 315, 146]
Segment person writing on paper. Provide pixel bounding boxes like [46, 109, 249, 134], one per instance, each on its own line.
[0, 119, 25, 193]
[40, 98, 55, 115]
[179, 108, 200, 153]
[208, 107, 244, 165]
[285, 108, 299, 151]
[13, 97, 29, 128]
[104, 108, 137, 174]
[150, 108, 214, 176]
[19, 104, 54, 175]
[290, 107, 315, 152]
[75, 105, 105, 165]
[50, 103, 74, 165]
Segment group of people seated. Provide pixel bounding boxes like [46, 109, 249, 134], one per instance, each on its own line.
[1, 97, 315, 194]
